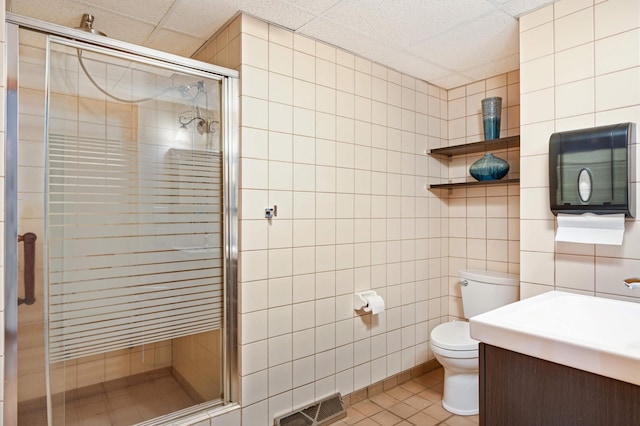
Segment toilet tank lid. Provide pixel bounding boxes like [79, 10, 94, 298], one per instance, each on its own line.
[459, 269, 519, 286]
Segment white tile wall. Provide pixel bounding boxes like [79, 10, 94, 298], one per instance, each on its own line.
[195, 13, 451, 426]
[445, 70, 521, 315]
[192, 10, 521, 425]
[520, 0, 640, 303]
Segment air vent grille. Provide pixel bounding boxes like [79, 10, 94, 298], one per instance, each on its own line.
[274, 393, 346, 426]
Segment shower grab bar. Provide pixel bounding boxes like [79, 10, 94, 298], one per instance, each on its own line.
[18, 232, 37, 305]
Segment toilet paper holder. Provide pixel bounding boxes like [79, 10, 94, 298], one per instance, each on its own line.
[354, 290, 382, 313]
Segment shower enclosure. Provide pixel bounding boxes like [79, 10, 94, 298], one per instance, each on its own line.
[5, 14, 238, 426]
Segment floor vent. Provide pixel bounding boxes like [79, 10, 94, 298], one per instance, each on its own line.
[274, 393, 346, 426]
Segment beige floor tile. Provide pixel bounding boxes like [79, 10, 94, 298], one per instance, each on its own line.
[344, 407, 367, 424]
[330, 421, 352, 426]
[354, 418, 383, 426]
[423, 402, 452, 421]
[334, 368, 481, 426]
[19, 368, 198, 425]
[77, 400, 109, 419]
[398, 380, 425, 394]
[443, 414, 480, 425]
[403, 394, 433, 411]
[370, 409, 403, 425]
[111, 403, 141, 421]
[406, 411, 441, 426]
[106, 393, 136, 410]
[76, 413, 112, 426]
[387, 402, 419, 419]
[370, 392, 401, 409]
[352, 400, 384, 417]
[385, 386, 413, 401]
[417, 387, 443, 403]
[412, 374, 441, 388]
[425, 368, 444, 383]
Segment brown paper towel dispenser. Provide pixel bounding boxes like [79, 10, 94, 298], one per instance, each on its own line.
[549, 122, 635, 217]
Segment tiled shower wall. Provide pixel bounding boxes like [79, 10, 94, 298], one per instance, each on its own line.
[519, 0, 640, 303]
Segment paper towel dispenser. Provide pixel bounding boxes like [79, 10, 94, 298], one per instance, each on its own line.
[549, 122, 635, 217]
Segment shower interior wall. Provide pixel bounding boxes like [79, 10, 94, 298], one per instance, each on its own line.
[193, 13, 519, 424]
[16, 30, 222, 404]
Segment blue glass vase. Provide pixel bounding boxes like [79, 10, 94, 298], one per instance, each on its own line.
[469, 153, 509, 181]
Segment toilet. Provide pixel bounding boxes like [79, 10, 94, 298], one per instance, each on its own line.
[430, 269, 519, 415]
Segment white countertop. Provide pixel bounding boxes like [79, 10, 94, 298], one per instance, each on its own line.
[469, 290, 640, 386]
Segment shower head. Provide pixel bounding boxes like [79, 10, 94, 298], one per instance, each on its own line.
[178, 81, 206, 99]
[77, 13, 107, 37]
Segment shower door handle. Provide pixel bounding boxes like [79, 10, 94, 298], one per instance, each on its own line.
[18, 232, 37, 305]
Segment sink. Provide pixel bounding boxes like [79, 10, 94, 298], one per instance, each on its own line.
[469, 290, 640, 386]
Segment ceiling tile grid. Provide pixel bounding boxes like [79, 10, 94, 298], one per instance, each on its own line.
[8, 0, 557, 88]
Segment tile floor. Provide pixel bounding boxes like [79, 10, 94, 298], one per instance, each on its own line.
[18, 368, 199, 426]
[334, 368, 479, 426]
[19, 366, 473, 426]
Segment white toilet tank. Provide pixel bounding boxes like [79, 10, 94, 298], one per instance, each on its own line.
[459, 269, 519, 318]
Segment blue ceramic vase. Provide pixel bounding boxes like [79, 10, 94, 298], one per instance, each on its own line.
[469, 153, 509, 181]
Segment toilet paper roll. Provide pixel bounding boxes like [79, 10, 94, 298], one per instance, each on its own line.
[363, 294, 385, 315]
[555, 213, 625, 245]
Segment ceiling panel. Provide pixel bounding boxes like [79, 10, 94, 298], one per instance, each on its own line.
[323, 0, 496, 46]
[408, 9, 519, 72]
[73, 0, 175, 24]
[161, 0, 240, 38]
[281, 0, 344, 16]
[8, 0, 558, 88]
[231, 0, 318, 31]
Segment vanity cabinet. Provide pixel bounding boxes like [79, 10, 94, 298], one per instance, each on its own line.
[479, 343, 640, 425]
[428, 135, 519, 189]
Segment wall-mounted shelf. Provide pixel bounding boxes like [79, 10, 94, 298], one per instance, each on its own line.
[430, 178, 520, 189]
[429, 135, 520, 190]
[429, 135, 520, 158]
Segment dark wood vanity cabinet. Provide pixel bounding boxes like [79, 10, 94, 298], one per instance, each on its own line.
[479, 343, 640, 425]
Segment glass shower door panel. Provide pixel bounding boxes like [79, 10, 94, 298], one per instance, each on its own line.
[45, 38, 224, 425]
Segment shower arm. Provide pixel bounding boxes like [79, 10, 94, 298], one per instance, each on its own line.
[76, 49, 176, 104]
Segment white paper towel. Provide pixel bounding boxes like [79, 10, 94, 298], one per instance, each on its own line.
[555, 213, 625, 245]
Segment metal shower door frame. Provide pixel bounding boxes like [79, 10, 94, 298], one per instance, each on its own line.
[5, 13, 239, 426]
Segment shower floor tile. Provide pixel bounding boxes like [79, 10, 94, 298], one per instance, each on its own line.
[19, 368, 199, 426]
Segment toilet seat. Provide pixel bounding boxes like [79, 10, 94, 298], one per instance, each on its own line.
[431, 321, 478, 351]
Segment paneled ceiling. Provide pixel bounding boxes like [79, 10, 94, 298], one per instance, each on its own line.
[7, 0, 555, 88]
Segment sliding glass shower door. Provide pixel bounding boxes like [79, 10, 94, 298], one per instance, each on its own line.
[9, 25, 237, 426]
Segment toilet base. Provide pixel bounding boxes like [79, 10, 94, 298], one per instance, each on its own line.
[442, 398, 478, 416]
[441, 370, 479, 415]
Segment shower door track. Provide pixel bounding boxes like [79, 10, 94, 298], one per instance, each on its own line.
[4, 12, 240, 426]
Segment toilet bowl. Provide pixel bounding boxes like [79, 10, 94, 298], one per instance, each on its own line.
[430, 321, 479, 415]
[430, 269, 519, 415]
